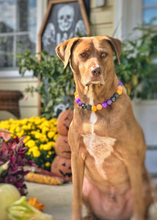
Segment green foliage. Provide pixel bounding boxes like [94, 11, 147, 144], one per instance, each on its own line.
[115, 23, 157, 99]
[16, 51, 75, 119]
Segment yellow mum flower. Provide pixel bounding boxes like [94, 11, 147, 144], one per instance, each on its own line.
[49, 118, 57, 123]
[27, 150, 31, 155]
[42, 127, 49, 134]
[26, 140, 36, 148]
[48, 141, 55, 148]
[53, 134, 59, 141]
[47, 131, 55, 139]
[33, 150, 41, 158]
[35, 133, 42, 139]
[23, 136, 31, 143]
[52, 127, 57, 133]
[43, 144, 51, 151]
[21, 119, 28, 125]
[47, 155, 50, 158]
[17, 130, 24, 138]
[48, 151, 53, 155]
[40, 134, 48, 143]
[22, 125, 29, 130]
[9, 118, 14, 123]
[40, 118, 46, 122]
[53, 120, 57, 126]
[39, 144, 43, 150]
[45, 162, 51, 167]
[34, 119, 41, 125]
[27, 123, 32, 130]
[40, 121, 50, 129]
[29, 116, 35, 122]
[30, 146, 38, 152]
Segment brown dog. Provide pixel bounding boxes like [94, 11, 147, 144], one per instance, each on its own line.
[56, 36, 153, 220]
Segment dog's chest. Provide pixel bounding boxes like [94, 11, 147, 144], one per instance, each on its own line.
[82, 112, 116, 179]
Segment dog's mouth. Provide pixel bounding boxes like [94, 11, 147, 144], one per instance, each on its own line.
[85, 77, 105, 86]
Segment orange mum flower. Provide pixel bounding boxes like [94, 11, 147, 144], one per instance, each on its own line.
[28, 197, 45, 212]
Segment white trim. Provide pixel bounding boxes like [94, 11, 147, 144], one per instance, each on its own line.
[122, 0, 143, 40]
[114, 0, 123, 40]
[0, 0, 47, 78]
[0, 70, 34, 78]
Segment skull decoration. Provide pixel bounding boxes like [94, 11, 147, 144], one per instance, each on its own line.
[75, 20, 86, 37]
[57, 5, 74, 32]
[42, 23, 55, 47]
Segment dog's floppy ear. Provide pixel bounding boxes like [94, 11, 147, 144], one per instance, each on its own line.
[55, 37, 80, 68]
[104, 36, 122, 65]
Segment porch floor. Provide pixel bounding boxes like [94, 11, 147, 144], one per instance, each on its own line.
[26, 182, 86, 220]
[26, 178, 157, 220]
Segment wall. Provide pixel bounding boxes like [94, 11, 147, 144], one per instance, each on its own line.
[90, 0, 115, 36]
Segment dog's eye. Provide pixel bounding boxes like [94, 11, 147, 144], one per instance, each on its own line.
[101, 52, 107, 58]
[80, 52, 87, 58]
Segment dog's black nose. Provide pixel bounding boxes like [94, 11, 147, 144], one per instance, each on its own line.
[91, 67, 102, 77]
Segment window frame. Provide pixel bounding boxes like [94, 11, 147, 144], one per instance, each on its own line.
[0, 0, 47, 78]
[142, 0, 157, 25]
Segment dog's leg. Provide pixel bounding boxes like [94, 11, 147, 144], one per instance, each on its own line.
[82, 196, 98, 220]
[69, 129, 86, 220]
[124, 155, 145, 220]
[71, 150, 85, 220]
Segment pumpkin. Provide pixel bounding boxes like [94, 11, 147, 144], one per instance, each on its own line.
[55, 135, 71, 159]
[0, 184, 21, 220]
[51, 156, 72, 181]
[57, 110, 73, 136]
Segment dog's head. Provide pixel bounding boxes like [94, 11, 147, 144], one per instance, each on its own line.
[56, 36, 122, 87]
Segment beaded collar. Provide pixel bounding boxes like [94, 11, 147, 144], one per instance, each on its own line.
[74, 80, 123, 112]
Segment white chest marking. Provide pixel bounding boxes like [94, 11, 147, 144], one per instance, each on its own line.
[83, 86, 116, 179]
[83, 132, 116, 179]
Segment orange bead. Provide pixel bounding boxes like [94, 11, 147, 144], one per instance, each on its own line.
[116, 89, 122, 95]
[75, 95, 79, 99]
[92, 106, 97, 111]
[97, 104, 102, 110]
[117, 86, 122, 90]
[74, 92, 78, 96]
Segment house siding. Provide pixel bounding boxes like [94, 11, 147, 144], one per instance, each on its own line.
[90, 0, 115, 36]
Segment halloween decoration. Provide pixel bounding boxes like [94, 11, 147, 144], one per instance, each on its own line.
[51, 109, 73, 181]
[57, 109, 73, 136]
[55, 135, 71, 159]
[51, 156, 72, 181]
[38, 0, 90, 56]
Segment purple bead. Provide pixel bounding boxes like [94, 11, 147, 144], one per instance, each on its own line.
[75, 98, 80, 103]
[119, 81, 123, 86]
[102, 102, 108, 108]
[78, 100, 82, 106]
[107, 99, 112, 105]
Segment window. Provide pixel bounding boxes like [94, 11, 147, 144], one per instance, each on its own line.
[143, 0, 157, 25]
[0, 0, 36, 69]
